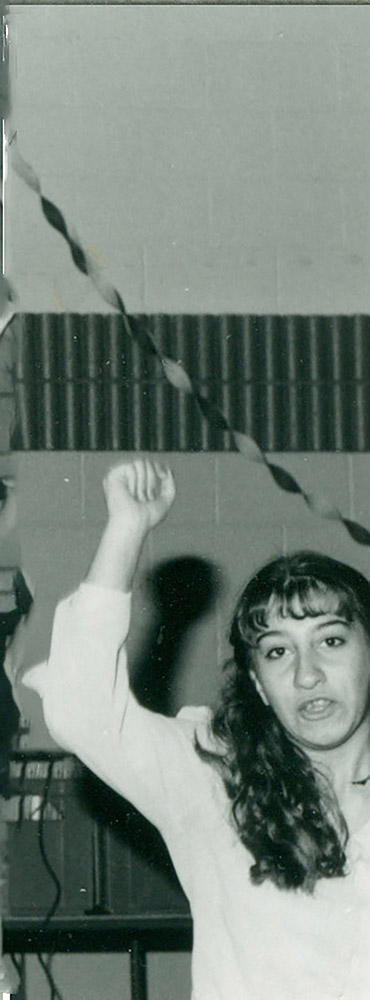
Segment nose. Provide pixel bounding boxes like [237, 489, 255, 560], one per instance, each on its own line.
[293, 648, 324, 689]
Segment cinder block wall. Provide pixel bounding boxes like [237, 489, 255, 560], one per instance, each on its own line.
[16, 451, 370, 746]
[14, 448, 370, 998]
[7, 4, 370, 314]
[7, 5, 370, 998]
[10, 447, 370, 1000]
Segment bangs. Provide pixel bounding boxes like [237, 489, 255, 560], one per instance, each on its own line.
[243, 577, 358, 643]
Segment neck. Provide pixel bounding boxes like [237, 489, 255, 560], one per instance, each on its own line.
[307, 723, 370, 795]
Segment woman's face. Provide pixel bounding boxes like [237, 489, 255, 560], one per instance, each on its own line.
[250, 596, 370, 753]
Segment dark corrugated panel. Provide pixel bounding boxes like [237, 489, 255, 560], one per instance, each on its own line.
[11, 313, 370, 452]
[353, 315, 367, 452]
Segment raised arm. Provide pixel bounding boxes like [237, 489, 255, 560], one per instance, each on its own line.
[23, 461, 209, 831]
[87, 458, 176, 592]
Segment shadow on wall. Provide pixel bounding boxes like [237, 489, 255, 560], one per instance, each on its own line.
[77, 556, 222, 917]
[132, 555, 222, 715]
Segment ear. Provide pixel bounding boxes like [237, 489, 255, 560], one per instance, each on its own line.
[249, 669, 270, 707]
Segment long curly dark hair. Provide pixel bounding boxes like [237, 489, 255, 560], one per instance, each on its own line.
[195, 551, 370, 893]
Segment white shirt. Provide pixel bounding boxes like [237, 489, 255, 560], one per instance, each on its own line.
[24, 584, 370, 1000]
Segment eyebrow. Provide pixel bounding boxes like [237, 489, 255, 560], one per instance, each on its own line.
[256, 631, 284, 645]
[313, 617, 351, 631]
[255, 617, 351, 644]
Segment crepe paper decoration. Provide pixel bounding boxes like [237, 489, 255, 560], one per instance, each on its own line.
[10, 137, 370, 546]
[0, 290, 14, 340]
[0, 14, 13, 331]
[161, 357, 193, 394]
[0, 3, 10, 121]
[0, 275, 14, 329]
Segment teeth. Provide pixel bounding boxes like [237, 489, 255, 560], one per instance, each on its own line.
[303, 699, 330, 711]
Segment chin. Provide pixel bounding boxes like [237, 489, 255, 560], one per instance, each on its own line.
[297, 727, 354, 752]
[288, 720, 352, 753]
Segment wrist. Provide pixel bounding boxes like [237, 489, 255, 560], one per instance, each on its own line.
[104, 514, 150, 550]
[86, 517, 148, 593]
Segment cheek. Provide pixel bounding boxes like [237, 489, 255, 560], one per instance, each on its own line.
[255, 670, 290, 712]
[267, 690, 293, 718]
[337, 653, 370, 690]
[353, 666, 370, 705]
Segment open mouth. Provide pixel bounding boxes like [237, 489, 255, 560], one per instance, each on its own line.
[298, 698, 335, 720]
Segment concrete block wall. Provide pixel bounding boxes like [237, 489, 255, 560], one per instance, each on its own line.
[7, 5, 370, 996]
[16, 450, 370, 748]
[7, 4, 370, 314]
[10, 448, 370, 1000]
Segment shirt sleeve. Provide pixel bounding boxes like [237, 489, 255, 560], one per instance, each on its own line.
[22, 583, 210, 834]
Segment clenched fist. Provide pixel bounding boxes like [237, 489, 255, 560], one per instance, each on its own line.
[103, 459, 176, 536]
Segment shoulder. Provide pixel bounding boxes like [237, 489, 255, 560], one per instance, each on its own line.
[175, 704, 220, 752]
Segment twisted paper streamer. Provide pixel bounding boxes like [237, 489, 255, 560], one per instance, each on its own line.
[10, 137, 370, 546]
[0, 12, 14, 336]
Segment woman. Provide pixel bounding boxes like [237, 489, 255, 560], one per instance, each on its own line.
[24, 459, 370, 1000]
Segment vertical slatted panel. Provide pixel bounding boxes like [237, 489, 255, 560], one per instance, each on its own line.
[12, 317, 30, 449]
[265, 316, 276, 450]
[148, 315, 166, 452]
[12, 314, 370, 452]
[107, 315, 124, 451]
[40, 315, 53, 449]
[286, 317, 299, 450]
[168, 314, 191, 451]
[353, 314, 367, 452]
[307, 316, 321, 451]
[64, 313, 78, 450]
[340, 319, 354, 451]
[218, 315, 234, 450]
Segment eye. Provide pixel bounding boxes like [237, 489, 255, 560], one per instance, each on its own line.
[322, 635, 345, 649]
[265, 646, 287, 660]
